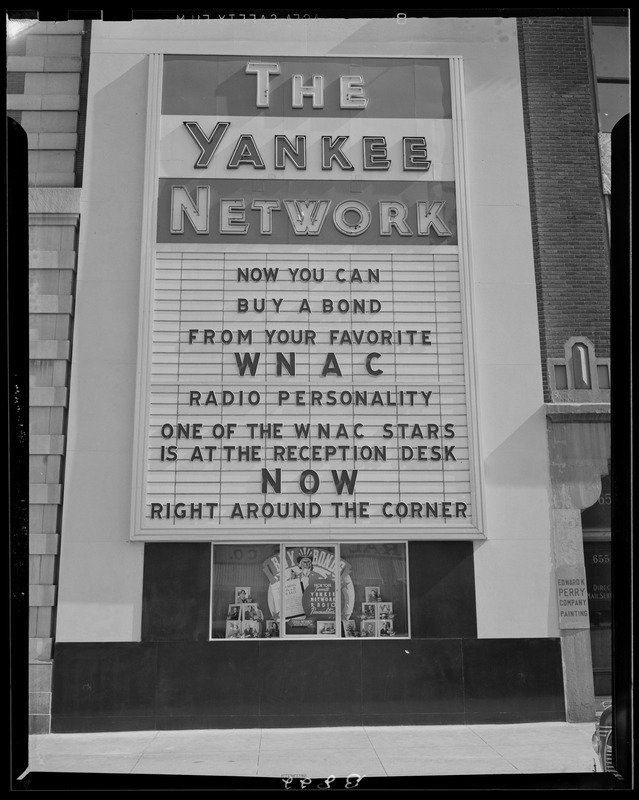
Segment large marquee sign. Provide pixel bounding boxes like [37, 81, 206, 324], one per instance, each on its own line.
[131, 53, 484, 541]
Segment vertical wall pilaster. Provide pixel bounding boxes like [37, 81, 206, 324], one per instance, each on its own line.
[8, 18, 88, 735]
[546, 411, 611, 721]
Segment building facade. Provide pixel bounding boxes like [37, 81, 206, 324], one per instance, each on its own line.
[8, 14, 627, 735]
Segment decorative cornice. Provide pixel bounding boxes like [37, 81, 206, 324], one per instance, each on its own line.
[545, 402, 611, 423]
[29, 213, 80, 228]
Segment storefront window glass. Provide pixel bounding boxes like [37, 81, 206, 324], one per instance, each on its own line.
[210, 542, 409, 639]
[340, 543, 409, 638]
[210, 543, 280, 639]
[582, 470, 612, 696]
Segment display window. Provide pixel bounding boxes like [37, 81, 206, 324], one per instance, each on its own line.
[210, 542, 409, 639]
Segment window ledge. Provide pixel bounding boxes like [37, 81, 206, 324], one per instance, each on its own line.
[545, 402, 611, 422]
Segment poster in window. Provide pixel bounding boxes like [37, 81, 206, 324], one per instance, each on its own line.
[261, 545, 354, 635]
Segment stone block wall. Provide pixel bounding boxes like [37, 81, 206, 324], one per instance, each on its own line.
[8, 18, 88, 735]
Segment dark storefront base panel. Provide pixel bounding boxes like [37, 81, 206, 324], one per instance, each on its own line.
[51, 638, 565, 732]
[51, 542, 564, 731]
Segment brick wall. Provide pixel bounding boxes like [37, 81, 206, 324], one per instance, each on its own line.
[518, 17, 610, 401]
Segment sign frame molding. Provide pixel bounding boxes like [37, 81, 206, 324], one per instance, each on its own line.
[130, 51, 487, 543]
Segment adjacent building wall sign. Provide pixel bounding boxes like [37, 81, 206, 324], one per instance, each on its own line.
[131, 53, 484, 541]
[555, 566, 591, 629]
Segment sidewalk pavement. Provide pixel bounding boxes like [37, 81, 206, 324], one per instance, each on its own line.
[19, 721, 608, 789]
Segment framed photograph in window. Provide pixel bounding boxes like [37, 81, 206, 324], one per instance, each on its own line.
[241, 603, 259, 621]
[317, 620, 337, 636]
[365, 587, 381, 602]
[361, 619, 377, 637]
[362, 602, 377, 619]
[235, 587, 251, 604]
[242, 620, 260, 638]
[225, 620, 242, 638]
[379, 602, 393, 619]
